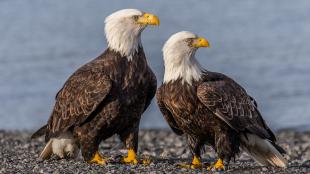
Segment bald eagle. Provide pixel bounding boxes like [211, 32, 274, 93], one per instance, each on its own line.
[31, 9, 159, 165]
[156, 31, 287, 170]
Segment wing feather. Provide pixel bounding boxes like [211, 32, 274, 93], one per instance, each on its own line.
[47, 68, 112, 137]
[143, 69, 157, 111]
[156, 87, 183, 135]
[197, 73, 275, 140]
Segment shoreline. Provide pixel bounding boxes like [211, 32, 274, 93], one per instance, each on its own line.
[0, 129, 309, 173]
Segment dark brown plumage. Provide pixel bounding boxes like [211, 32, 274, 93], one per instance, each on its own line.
[157, 71, 287, 167]
[31, 9, 160, 164]
[158, 31, 287, 169]
[32, 47, 156, 161]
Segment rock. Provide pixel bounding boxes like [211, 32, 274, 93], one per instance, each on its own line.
[0, 130, 309, 173]
[301, 160, 310, 167]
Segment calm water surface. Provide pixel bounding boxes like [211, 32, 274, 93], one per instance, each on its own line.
[0, 0, 310, 130]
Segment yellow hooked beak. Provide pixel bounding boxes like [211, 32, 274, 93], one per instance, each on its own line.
[137, 13, 160, 25]
[192, 37, 210, 48]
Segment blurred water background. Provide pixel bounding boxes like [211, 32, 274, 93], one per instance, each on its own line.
[0, 0, 310, 130]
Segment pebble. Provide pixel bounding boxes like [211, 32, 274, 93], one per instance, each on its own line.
[0, 130, 309, 174]
[301, 160, 310, 167]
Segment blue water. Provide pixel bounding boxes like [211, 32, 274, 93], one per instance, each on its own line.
[0, 0, 310, 130]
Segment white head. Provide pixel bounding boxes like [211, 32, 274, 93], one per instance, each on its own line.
[162, 31, 210, 84]
[105, 9, 160, 60]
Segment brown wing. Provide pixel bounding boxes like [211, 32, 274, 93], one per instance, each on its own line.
[156, 86, 183, 135]
[143, 69, 157, 111]
[197, 73, 275, 141]
[47, 68, 112, 137]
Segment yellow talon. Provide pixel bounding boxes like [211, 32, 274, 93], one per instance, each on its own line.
[207, 158, 225, 171]
[89, 151, 107, 165]
[122, 149, 138, 165]
[214, 158, 225, 170]
[191, 156, 202, 169]
[177, 156, 203, 169]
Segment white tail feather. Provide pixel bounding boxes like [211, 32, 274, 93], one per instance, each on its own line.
[39, 139, 53, 160]
[39, 132, 78, 160]
[240, 134, 287, 168]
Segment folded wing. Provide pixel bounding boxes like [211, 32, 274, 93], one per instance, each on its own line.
[47, 68, 112, 139]
[197, 74, 275, 141]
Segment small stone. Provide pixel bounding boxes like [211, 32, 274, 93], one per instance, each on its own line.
[0, 130, 309, 173]
[301, 160, 310, 167]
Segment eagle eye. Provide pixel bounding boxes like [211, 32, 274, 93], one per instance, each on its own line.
[132, 15, 139, 21]
[187, 38, 196, 46]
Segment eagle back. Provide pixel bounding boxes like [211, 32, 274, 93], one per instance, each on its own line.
[46, 47, 155, 139]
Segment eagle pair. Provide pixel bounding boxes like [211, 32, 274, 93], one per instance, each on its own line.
[32, 9, 287, 170]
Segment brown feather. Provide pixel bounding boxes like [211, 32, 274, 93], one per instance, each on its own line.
[35, 47, 156, 161]
[197, 72, 275, 140]
[157, 71, 284, 164]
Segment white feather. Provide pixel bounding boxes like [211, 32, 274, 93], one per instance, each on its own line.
[105, 9, 145, 60]
[39, 132, 78, 159]
[240, 133, 287, 168]
[39, 139, 53, 160]
[162, 31, 202, 85]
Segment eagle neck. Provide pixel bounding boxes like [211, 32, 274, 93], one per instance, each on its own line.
[105, 26, 143, 61]
[163, 54, 203, 85]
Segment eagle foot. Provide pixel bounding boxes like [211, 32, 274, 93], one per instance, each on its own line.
[207, 158, 225, 171]
[121, 149, 138, 165]
[89, 151, 107, 165]
[177, 156, 204, 169]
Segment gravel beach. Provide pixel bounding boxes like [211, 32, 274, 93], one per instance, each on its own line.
[0, 129, 309, 174]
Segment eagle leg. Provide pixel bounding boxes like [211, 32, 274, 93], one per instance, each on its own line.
[77, 128, 107, 165]
[122, 149, 138, 165]
[177, 136, 208, 169]
[119, 126, 140, 165]
[89, 151, 107, 165]
[121, 149, 152, 165]
[207, 158, 225, 171]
